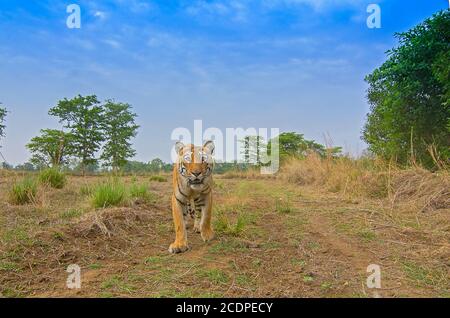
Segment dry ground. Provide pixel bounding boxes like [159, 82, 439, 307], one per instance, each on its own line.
[0, 172, 449, 297]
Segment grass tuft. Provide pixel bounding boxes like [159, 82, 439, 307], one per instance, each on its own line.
[214, 211, 246, 236]
[91, 180, 128, 208]
[9, 178, 38, 205]
[38, 168, 66, 189]
[129, 183, 154, 203]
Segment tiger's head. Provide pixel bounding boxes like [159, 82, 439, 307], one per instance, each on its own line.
[175, 140, 215, 189]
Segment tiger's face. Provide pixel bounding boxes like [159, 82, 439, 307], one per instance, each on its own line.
[175, 141, 215, 189]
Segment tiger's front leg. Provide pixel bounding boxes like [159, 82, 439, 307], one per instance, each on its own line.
[169, 195, 189, 253]
[199, 191, 214, 242]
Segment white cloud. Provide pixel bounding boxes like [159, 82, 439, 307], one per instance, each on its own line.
[186, 0, 249, 23]
[93, 10, 107, 19]
[262, 0, 366, 11]
[103, 39, 121, 49]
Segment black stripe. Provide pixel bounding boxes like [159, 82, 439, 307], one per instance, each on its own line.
[201, 188, 211, 195]
[175, 196, 185, 206]
[177, 182, 188, 197]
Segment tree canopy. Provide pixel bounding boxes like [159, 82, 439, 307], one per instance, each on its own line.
[363, 10, 450, 167]
[49, 95, 105, 172]
[100, 100, 139, 170]
[26, 129, 74, 167]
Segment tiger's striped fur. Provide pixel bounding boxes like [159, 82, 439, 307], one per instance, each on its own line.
[169, 141, 215, 254]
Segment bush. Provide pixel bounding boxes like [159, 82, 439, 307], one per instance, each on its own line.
[9, 178, 38, 205]
[38, 168, 66, 189]
[91, 180, 128, 208]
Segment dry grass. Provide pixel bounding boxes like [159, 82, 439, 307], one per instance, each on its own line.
[279, 154, 449, 213]
[221, 167, 276, 179]
[0, 162, 448, 298]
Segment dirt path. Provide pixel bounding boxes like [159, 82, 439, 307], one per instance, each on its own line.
[0, 176, 448, 297]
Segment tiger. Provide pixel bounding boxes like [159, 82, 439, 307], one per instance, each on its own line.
[169, 140, 215, 253]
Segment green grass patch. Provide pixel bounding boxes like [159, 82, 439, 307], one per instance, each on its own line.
[0, 261, 21, 272]
[2, 227, 33, 246]
[9, 178, 38, 205]
[235, 273, 256, 289]
[38, 168, 66, 189]
[214, 211, 246, 237]
[275, 195, 294, 214]
[60, 208, 83, 219]
[358, 229, 377, 242]
[402, 261, 448, 291]
[91, 180, 128, 208]
[197, 268, 229, 285]
[52, 231, 65, 240]
[101, 275, 135, 293]
[129, 183, 155, 203]
[303, 274, 314, 283]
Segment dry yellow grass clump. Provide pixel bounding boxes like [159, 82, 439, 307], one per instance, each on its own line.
[279, 154, 449, 212]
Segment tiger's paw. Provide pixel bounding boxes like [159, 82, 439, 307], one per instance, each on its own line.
[168, 242, 189, 254]
[201, 228, 215, 242]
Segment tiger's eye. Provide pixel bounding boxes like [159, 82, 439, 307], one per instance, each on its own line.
[183, 153, 192, 163]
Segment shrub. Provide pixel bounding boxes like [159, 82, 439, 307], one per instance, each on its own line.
[38, 168, 66, 189]
[9, 178, 38, 205]
[91, 180, 128, 208]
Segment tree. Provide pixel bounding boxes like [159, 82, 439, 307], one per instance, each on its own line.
[363, 11, 450, 167]
[26, 129, 74, 167]
[100, 100, 139, 171]
[14, 162, 36, 171]
[49, 95, 104, 174]
[267, 132, 335, 161]
[0, 104, 6, 146]
[149, 158, 164, 172]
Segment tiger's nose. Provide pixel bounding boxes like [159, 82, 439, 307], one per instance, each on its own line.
[192, 171, 201, 177]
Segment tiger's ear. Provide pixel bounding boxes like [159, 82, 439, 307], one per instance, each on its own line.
[203, 140, 215, 155]
[175, 141, 184, 155]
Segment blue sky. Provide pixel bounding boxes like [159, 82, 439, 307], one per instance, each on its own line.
[0, 0, 448, 164]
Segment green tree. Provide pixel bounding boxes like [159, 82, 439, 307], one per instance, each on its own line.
[14, 162, 36, 171]
[267, 132, 334, 160]
[100, 100, 139, 171]
[26, 129, 74, 167]
[0, 104, 7, 146]
[49, 95, 104, 174]
[363, 11, 450, 167]
[149, 158, 164, 172]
